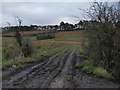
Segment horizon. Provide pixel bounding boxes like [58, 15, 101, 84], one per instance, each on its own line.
[1, 2, 91, 27]
[1, 2, 118, 28]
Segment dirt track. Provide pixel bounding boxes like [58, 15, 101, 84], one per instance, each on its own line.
[2, 49, 120, 88]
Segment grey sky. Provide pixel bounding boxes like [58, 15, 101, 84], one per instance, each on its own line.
[1, 2, 92, 27]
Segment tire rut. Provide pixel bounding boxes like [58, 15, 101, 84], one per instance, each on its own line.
[21, 47, 70, 88]
[3, 48, 119, 88]
[49, 49, 77, 88]
[2, 47, 68, 88]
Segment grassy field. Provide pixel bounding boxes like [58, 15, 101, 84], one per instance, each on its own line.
[2, 30, 85, 69]
[1, 30, 115, 80]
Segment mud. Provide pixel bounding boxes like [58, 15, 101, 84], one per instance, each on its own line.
[2, 49, 120, 88]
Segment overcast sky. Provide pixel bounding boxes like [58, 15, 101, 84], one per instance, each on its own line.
[1, 1, 118, 27]
[1, 2, 92, 27]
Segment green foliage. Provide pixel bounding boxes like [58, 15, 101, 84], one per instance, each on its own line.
[75, 60, 114, 79]
[82, 66, 95, 73]
[75, 60, 93, 68]
[93, 67, 114, 79]
[77, 54, 89, 59]
[2, 58, 36, 69]
[2, 45, 16, 60]
[84, 2, 120, 81]
[75, 63, 83, 68]
[35, 45, 67, 60]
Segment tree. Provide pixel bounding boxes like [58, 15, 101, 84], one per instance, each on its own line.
[60, 21, 65, 30]
[14, 16, 22, 46]
[54, 25, 59, 30]
[84, 1, 120, 81]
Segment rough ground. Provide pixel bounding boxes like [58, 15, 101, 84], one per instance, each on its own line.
[2, 49, 120, 88]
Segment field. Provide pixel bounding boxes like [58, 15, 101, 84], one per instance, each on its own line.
[2, 30, 85, 69]
[2, 30, 119, 88]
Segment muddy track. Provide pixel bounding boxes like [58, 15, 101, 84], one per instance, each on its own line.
[3, 46, 68, 88]
[49, 49, 76, 88]
[2, 48, 120, 88]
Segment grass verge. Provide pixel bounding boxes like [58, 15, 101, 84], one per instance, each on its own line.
[75, 60, 114, 80]
[2, 44, 68, 69]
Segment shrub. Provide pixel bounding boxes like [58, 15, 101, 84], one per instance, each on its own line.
[84, 1, 120, 81]
[36, 32, 55, 40]
[22, 39, 35, 57]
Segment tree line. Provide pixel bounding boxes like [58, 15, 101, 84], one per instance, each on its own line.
[2, 20, 92, 33]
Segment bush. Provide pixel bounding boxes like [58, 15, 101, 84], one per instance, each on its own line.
[22, 39, 35, 57]
[84, 2, 120, 81]
[36, 32, 55, 40]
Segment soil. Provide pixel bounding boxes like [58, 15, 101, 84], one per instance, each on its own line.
[2, 49, 120, 88]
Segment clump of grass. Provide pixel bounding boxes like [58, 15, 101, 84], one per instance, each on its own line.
[77, 54, 89, 59]
[75, 60, 93, 68]
[75, 63, 83, 68]
[75, 60, 114, 79]
[2, 43, 68, 69]
[2, 58, 36, 69]
[82, 66, 95, 73]
[93, 67, 114, 79]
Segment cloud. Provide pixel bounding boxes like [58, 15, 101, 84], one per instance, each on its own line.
[1, 2, 90, 27]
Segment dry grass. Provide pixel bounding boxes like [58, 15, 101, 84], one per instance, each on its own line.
[2, 30, 50, 36]
[55, 30, 85, 38]
[2, 30, 85, 69]
[2, 30, 85, 38]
